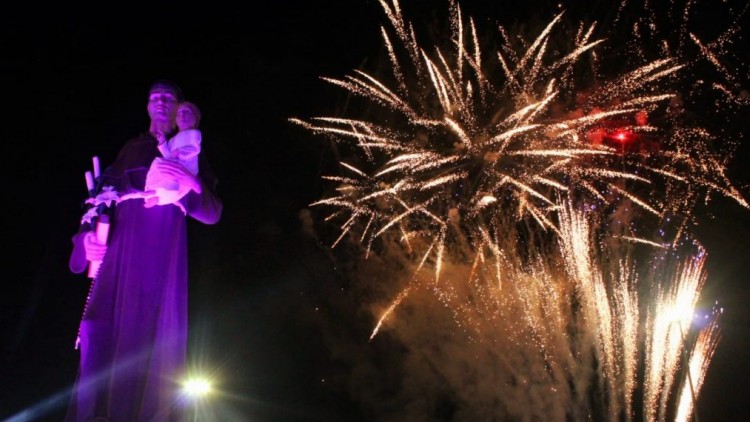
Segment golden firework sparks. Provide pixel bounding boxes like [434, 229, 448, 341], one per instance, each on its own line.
[293, 1, 747, 420]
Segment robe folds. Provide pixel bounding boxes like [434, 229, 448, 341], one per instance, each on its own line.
[66, 133, 222, 422]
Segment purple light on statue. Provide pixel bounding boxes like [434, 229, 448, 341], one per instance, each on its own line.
[92, 156, 100, 179]
[85, 171, 95, 193]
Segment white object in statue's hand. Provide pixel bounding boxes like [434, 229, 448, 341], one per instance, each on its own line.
[86, 214, 110, 279]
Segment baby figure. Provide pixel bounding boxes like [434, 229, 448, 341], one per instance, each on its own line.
[142, 101, 202, 211]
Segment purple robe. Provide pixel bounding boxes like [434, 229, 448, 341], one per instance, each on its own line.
[66, 133, 222, 421]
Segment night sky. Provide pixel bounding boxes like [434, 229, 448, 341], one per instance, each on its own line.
[2, 1, 749, 421]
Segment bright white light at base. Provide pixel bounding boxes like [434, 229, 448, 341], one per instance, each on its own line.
[183, 378, 212, 397]
[665, 305, 694, 326]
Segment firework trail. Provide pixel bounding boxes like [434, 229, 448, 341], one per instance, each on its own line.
[674, 316, 721, 422]
[292, 0, 747, 420]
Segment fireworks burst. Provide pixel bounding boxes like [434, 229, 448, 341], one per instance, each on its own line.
[292, 0, 747, 420]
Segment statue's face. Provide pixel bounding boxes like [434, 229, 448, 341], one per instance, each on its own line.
[177, 104, 199, 130]
[147, 89, 179, 124]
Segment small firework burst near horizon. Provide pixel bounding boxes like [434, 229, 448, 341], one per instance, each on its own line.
[292, 0, 747, 420]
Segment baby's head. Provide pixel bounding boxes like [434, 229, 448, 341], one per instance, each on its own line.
[176, 101, 201, 131]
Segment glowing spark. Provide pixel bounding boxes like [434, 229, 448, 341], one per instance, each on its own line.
[371, 287, 411, 340]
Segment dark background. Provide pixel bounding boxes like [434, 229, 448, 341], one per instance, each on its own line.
[1, 1, 748, 421]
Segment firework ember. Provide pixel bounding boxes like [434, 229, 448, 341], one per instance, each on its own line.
[293, 0, 747, 420]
